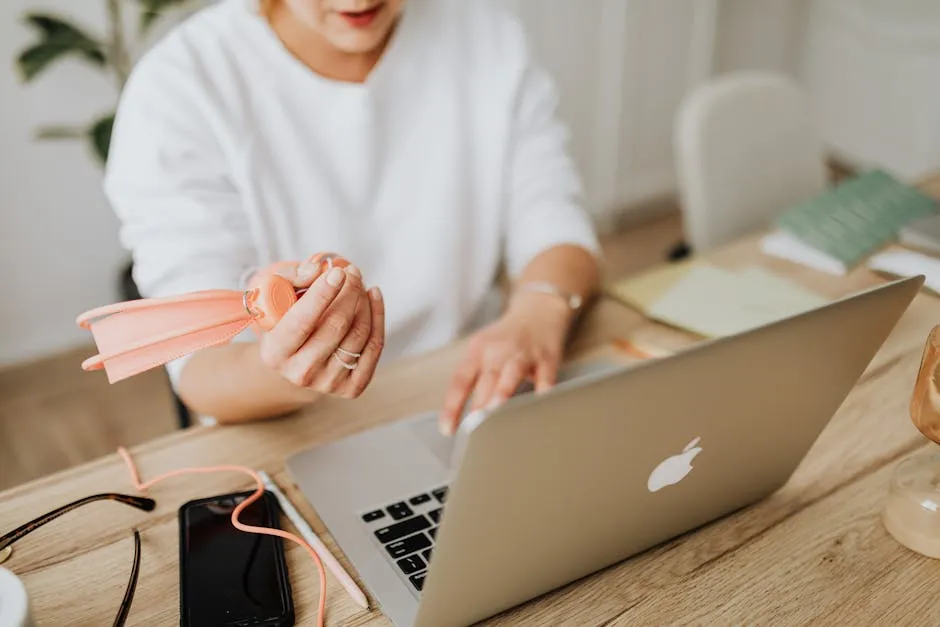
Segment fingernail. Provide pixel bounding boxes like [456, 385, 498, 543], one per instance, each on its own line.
[297, 261, 317, 279]
[438, 418, 452, 436]
[486, 397, 501, 410]
[346, 265, 361, 278]
[326, 267, 345, 287]
[370, 286, 382, 301]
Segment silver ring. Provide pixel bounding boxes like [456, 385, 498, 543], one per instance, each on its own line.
[242, 290, 261, 318]
[335, 347, 362, 359]
[333, 351, 357, 370]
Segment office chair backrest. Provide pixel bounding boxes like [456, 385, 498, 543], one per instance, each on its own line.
[674, 72, 828, 253]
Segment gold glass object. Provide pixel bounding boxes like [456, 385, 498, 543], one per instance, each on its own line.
[884, 326, 940, 557]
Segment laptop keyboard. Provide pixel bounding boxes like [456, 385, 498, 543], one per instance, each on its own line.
[360, 486, 448, 593]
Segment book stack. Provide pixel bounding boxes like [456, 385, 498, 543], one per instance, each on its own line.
[761, 169, 939, 274]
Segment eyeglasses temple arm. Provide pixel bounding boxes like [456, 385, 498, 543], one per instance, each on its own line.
[113, 528, 141, 627]
[0, 494, 155, 552]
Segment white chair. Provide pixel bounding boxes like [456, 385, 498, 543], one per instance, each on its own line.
[673, 72, 828, 254]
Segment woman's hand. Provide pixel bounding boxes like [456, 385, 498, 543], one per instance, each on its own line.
[258, 260, 385, 399]
[439, 292, 574, 435]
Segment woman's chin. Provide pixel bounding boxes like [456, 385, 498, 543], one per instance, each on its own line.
[331, 35, 383, 54]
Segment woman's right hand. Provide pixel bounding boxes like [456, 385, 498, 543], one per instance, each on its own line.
[258, 260, 385, 398]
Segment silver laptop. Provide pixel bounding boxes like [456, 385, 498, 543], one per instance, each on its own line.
[286, 275, 923, 626]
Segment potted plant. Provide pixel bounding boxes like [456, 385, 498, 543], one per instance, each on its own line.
[15, 0, 200, 165]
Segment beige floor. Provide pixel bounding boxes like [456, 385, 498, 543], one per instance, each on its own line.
[0, 211, 683, 492]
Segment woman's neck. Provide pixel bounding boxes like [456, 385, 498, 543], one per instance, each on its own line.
[263, 0, 393, 84]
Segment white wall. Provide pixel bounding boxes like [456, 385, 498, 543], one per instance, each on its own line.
[0, 0, 124, 366]
[797, 0, 940, 179]
[0, 0, 198, 367]
[502, 0, 716, 225]
[503, 0, 800, 227]
[714, 0, 808, 76]
[0, 0, 797, 366]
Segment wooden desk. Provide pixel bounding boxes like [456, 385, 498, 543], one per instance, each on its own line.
[4, 173, 940, 626]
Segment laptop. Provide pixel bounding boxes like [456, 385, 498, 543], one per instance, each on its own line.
[286, 275, 923, 626]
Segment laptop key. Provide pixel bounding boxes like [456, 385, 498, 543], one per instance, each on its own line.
[428, 526, 438, 540]
[374, 516, 431, 544]
[409, 493, 431, 506]
[428, 508, 442, 524]
[386, 533, 432, 559]
[396, 554, 425, 575]
[362, 509, 385, 523]
[387, 502, 413, 520]
[432, 487, 448, 503]
[409, 572, 426, 591]
[422, 548, 432, 562]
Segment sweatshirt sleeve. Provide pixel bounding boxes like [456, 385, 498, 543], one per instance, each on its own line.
[502, 23, 602, 278]
[103, 47, 258, 388]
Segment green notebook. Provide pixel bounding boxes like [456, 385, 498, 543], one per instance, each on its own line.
[775, 169, 939, 270]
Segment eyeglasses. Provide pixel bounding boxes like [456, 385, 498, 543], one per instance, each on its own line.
[0, 492, 155, 627]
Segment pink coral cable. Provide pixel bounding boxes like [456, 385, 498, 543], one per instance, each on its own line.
[116, 446, 329, 626]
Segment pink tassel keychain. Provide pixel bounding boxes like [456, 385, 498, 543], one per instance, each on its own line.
[76, 252, 351, 383]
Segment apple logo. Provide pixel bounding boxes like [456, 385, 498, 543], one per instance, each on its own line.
[647, 437, 702, 492]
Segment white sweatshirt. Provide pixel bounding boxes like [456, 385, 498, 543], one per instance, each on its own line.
[105, 0, 601, 387]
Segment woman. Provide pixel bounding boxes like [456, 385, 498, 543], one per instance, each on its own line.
[105, 0, 602, 434]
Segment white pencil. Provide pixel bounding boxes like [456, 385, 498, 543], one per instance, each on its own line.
[259, 471, 371, 610]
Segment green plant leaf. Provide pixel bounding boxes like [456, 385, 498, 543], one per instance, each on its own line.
[18, 44, 65, 82]
[138, 0, 189, 34]
[89, 114, 115, 165]
[17, 13, 106, 82]
[35, 125, 86, 140]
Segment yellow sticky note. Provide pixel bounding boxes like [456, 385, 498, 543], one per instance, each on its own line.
[647, 264, 828, 338]
[606, 259, 703, 312]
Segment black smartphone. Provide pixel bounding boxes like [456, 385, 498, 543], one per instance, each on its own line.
[179, 490, 294, 627]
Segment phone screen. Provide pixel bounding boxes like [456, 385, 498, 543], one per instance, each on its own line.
[180, 491, 293, 627]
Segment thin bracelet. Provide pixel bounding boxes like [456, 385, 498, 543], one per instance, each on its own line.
[513, 281, 583, 312]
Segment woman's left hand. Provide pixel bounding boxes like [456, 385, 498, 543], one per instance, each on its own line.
[439, 293, 574, 435]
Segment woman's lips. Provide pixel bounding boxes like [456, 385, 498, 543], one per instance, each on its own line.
[338, 4, 383, 28]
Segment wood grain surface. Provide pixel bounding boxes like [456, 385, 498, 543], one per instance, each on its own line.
[3, 173, 940, 626]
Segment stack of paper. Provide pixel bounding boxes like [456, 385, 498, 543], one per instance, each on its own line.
[760, 231, 850, 275]
[899, 214, 940, 255]
[608, 263, 829, 338]
[868, 249, 940, 295]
